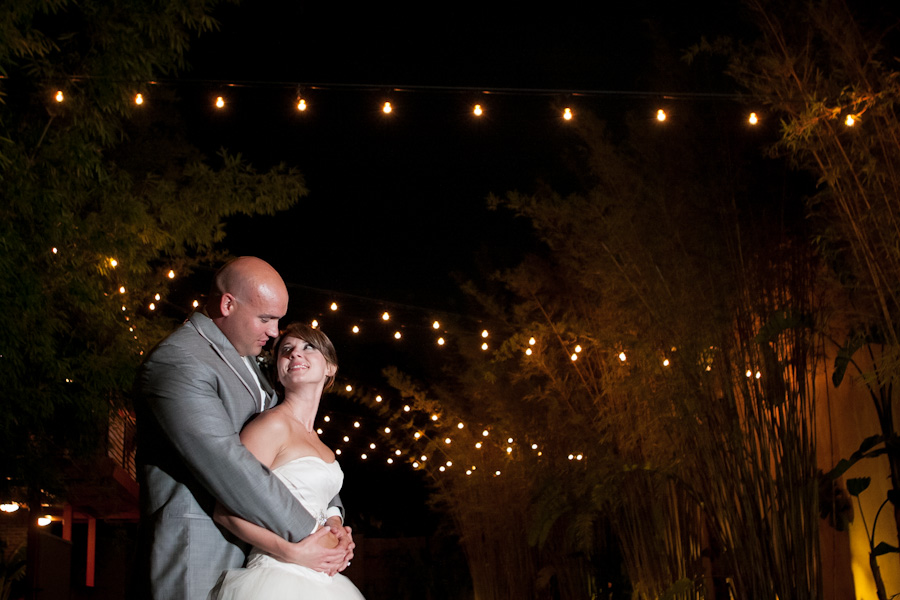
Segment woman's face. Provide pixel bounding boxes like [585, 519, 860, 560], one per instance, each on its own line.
[276, 335, 336, 389]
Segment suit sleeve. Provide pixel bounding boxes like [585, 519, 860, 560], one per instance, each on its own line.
[138, 342, 320, 542]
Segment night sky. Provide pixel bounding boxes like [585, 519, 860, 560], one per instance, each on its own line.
[176, 1, 749, 308]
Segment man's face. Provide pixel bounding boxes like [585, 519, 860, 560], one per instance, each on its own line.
[219, 283, 288, 357]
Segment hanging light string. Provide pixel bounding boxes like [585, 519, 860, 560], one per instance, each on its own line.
[37, 75, 875, 128]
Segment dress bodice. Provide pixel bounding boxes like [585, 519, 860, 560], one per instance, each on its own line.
[270, 456, 343, 529]
[244, 457, 343, 579]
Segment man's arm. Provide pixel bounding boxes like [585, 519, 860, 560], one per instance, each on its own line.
[213, 505, 349, 575]
[138, 341, 315, 541]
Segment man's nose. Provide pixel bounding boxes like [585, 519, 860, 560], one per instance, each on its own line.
[267, 321, 279, 338]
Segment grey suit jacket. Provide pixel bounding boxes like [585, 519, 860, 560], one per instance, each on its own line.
[134, 312, 343, 599]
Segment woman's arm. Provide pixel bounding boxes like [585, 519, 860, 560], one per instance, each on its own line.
[213, 504, 346, 573]
[213, 411, 349, 573]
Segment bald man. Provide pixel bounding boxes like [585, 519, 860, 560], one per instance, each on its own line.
[134, 257, 353, 599]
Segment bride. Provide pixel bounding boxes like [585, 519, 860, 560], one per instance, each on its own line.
[212, 322, 365, 599]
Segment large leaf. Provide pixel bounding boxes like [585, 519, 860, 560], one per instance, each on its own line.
[826, 435, 885, 479]
[832, 333, 866, 387]
[846, 477, 871, 497]
[752, 309, 810, 344]
[872, 542, 899, 557]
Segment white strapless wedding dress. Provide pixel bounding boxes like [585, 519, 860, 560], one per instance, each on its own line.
[214, 457, 365, 600]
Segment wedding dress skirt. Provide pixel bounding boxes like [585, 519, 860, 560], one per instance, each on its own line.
[214, 457, 365, 600]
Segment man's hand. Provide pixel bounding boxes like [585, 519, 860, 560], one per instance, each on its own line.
[325, 516, 355, 572]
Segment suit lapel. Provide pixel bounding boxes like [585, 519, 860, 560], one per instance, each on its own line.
[188, 312, 260, 410]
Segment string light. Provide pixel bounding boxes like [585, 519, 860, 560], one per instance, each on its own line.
[135, 93, 144, 105]
[618, 352, 627, 362]
[570, 353, 578, 361]
[656, 109, 667, 121]
[215, 96, 225, 109]
[382, 312, 390, 321]
[297, 97, 307, 111]
[662, 358, 670, 366]
[437, 337, 445, 345]
[845, 114, 856, 126]
[55, 90, 64, 103]
[330, 302, 338, 311]
[481, 330, 489, 338]
[346, 384, 353, 392]
[382, 101, 392, 114]
[192, 300, 199, 308]
[481, 342, 489, 351]
[119, 286, 126, 294]
[352, 325, 360, 333]
[394, 331, 402, 339]
[528, 337, 536, 345]
[432, 321, 440, 329]
[37, 516, 52, 526]
[473, 104, 483, 116]
[109, 258, 118, 268]
[748, 112, 758, 125]
[563, 107, 573, 120]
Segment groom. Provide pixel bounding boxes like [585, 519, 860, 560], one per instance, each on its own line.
[134, 256, 353, 599]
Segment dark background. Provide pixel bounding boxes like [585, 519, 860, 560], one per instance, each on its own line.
[159, 1, 756, 539]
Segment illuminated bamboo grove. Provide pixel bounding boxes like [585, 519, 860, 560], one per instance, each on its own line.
[337, 100, 825, 599]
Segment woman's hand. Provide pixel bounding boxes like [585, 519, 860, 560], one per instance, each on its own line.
[281, 526, 349, 575]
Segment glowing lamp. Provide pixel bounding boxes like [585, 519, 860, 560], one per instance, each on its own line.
[55, 91, 64, 103]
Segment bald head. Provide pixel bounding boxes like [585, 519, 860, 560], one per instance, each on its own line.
[208, 257, 289, 356]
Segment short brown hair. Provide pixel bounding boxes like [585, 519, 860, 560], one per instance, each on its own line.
[273, 322, 339, 391]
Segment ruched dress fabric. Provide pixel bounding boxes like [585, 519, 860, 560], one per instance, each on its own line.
[214, 457, 365, 600]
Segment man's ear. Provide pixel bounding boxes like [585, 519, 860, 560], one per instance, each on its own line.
[219, 293, 237, 316]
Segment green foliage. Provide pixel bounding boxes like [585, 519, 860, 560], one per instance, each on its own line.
[0, 542, 26, 600]
[0, 0, 306, 502]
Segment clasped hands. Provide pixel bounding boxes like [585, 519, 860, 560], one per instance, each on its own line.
[282, 516, 355, 576]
